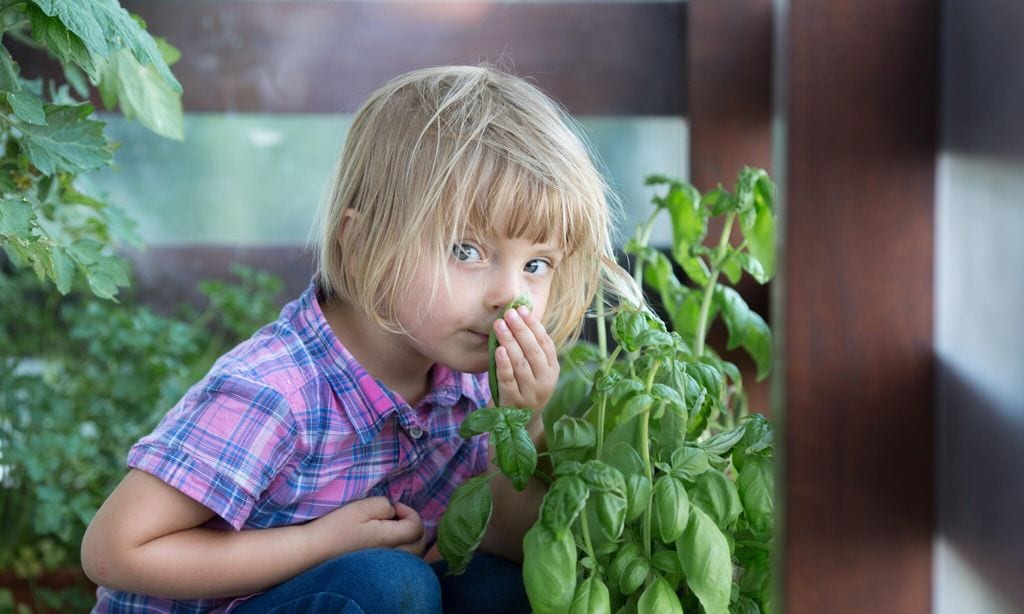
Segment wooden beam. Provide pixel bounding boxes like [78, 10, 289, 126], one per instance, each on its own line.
[777, 1, 937, 612]
[115, 1, 687, 116]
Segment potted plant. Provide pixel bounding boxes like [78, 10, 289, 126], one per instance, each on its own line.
[438, 168, 777, 614]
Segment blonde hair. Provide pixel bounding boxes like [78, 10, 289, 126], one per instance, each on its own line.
[313, 65, 638, 349]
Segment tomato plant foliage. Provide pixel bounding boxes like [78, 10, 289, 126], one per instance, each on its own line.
[439, 168, 778, 613]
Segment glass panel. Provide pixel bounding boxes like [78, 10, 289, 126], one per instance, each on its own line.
[91, 113, 687, 248]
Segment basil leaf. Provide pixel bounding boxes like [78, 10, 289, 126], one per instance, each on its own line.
[523, 523, 577, 613]
[437, 475, 493, 575]
[653, 475, 690, 543]
[568, 576, 611, 614]
[638, 575, 684, 614]
[677, 507, 732, 614]
[691, 470, 742, 529]
[540, 475, 590, 538]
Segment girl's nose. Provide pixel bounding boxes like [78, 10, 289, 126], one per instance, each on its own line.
[485, 268, 523, 312]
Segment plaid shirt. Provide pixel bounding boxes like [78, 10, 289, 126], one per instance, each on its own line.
[93, 282, 491, 613]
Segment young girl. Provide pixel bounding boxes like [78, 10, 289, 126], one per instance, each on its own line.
[82, 65, 632, 613]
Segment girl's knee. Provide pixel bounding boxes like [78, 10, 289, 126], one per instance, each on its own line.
[337, 549, 441, 613]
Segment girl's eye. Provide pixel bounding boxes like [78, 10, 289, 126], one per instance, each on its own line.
[452, 243, 482, 262]
[525, 259, 552, 275]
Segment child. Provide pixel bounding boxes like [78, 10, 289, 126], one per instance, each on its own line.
[82, 65, 632, 613]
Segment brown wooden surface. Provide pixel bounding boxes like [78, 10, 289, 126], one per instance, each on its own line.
[779, 1, 937, 612]
[116, 0, 686, 116]
[688, 0, 773, 192]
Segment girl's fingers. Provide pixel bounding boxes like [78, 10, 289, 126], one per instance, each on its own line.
[494, 346, 522, 398]
[516, 306, 557, 368]
[495, 315, 533, 379]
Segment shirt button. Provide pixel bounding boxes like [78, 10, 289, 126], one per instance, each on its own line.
[409, 426, 425, 439]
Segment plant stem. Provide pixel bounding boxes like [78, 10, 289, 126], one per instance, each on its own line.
[578, 506, 598, 569]
[596, 285, 607, 360]
[640, 362, 660, 559]
[694, 212, 735, 357]
[631, 208, 661, 288]
[594, 346, 622, 459]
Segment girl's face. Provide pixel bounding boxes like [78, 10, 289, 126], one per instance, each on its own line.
[396, 231, 564, 374]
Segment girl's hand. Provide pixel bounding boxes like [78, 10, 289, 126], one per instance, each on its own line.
[492, 305, 560, 411]
[309, 497, 425, 556]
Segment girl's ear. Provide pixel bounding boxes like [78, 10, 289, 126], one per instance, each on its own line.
[336, 208, 358, 243]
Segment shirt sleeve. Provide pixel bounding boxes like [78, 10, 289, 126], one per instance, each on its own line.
[127, 372, 297, 530]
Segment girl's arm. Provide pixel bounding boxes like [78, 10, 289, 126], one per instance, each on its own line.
[477, 306, 557, 562]
[82, 469, 424, 599]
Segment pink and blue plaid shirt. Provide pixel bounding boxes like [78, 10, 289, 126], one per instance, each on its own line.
[93, 282, 492, 613]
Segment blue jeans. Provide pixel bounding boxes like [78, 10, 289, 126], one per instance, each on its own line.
[231, 548, 530, 613]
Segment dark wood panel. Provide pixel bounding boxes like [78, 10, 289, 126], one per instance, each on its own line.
[779, 1, 937, 612]
[112, 1, 684, 116]
[688, 0, 772, 191]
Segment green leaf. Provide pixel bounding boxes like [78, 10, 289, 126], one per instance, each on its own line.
[671, 445, 712, 480]
[492, 417, 537, 491]
[602, 441, 644, 476]
[17, 104, 112, 174]
[48, 246, 75, 294]
[551, 416, 597, 452]
[698, 422, 747, 456]
[612, 306, 665, 352]
[702, 186, 737, 216]
[0, 46, 20, 92]
[669, 290, 704, 344]
[738, 169, 776, 280]
[523, 523, 577, 613]
[638, 576, 684, 614]
[734, 415, 774, 470]
[437, 475, 493, 575]
[569, 576, 611, 614]
[616, 393, 655, 427]
[544, 365, 591, 431]
[6, 91, 47, 125]
[580, 460, 627, 540]
[738, 454, 774, 534]
[691, 470, 742, 529]
[652, 548, 683, 575]
[459, 407, 503, 438]
[721, 250, 743, 284]
[665, 181, 706, 257]
[624, 473, 652, 522]
[96, 48, 184, 140]
[540, 476, 589, 538]
[653, 475, 690, 542]
[679, 254, 711, 287]
[26, 4, 98, 80]
[0, 199, 36, 237]
[736, 251, 769, 284]
[29, 0, 182, 92]
[678, 507, 732, 614]
[66, 238, 129, 300]
[714, 286, 773, 381]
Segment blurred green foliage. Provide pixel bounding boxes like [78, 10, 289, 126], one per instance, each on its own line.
[0, 264, 283, 602]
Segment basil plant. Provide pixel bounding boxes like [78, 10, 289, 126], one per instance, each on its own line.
[439, 168, 777, 614]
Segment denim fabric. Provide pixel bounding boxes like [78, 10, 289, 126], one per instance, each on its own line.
[231, 549, 529, 614]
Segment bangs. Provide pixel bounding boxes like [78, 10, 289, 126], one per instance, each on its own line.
[449, 147, 590, 256]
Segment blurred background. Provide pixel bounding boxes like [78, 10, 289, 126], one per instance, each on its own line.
[1, 0, 1022, 613]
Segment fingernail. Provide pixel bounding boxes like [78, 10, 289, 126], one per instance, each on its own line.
[517, 305, 530, 317]
[506, 308, 520, 321]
